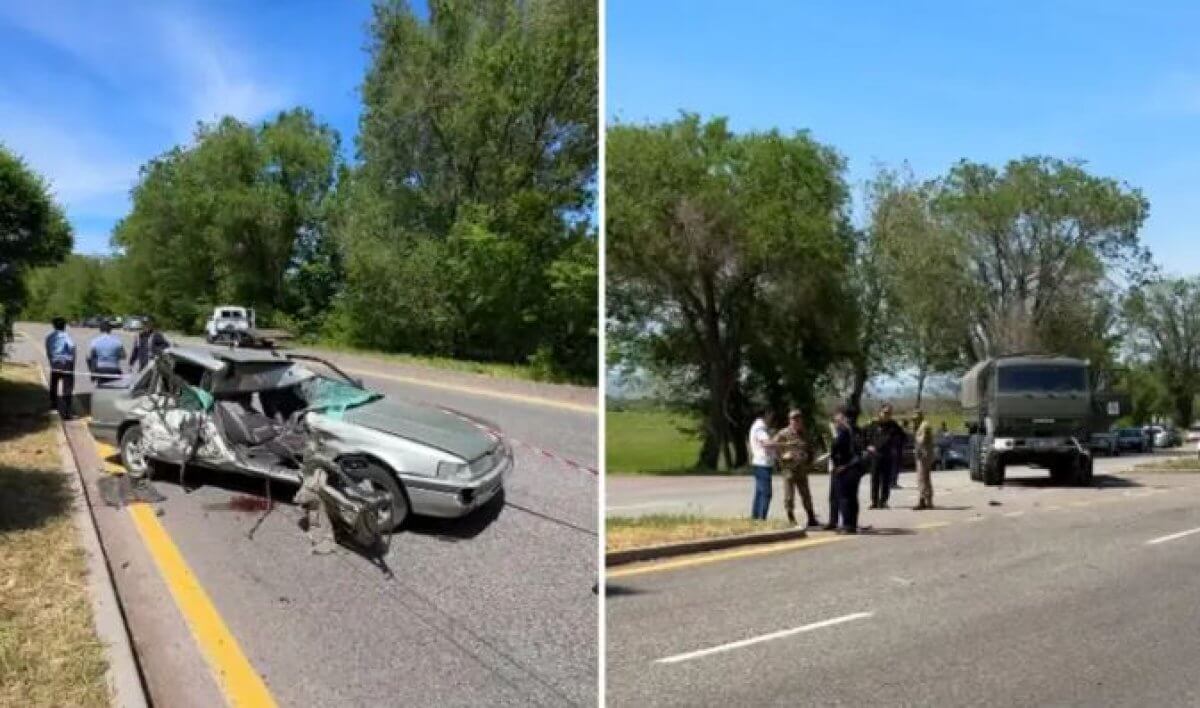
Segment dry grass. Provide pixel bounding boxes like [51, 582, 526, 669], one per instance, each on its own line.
[606, 514, 792, 552]
[0, 362, 109, 708]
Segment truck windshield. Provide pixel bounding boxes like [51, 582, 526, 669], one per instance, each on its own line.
[219, 310, 245, 319]
[997, 366, 1086, 393]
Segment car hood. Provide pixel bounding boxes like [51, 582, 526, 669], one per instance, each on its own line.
[340, 397, 496, 460]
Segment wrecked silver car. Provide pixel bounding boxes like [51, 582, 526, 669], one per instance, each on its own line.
[89, 347, 512, 531]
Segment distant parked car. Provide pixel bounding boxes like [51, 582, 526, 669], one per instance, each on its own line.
[1090, 431, 1119, 456]
[123, 316, 145, 332]
[1116, 427, 1149, 453]
[81, 315, 107, 328]
[1186, 426, 1200, 444]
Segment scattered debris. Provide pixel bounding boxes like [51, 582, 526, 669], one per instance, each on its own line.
[97, 475, 167, 509]
[988, 500, 1002, 506]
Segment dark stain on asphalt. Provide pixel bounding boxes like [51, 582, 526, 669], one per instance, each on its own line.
[202, 495, 272, 513]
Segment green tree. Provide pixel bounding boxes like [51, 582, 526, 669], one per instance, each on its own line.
[931, 157, 1150, 360]
[1124, 277, 1200, 427]
[334, 0, 598, 380]
[112, 109, 340, 331]
[868, 166, 971, 406]
[0, 144, 72, 346]
[22, 255, 115, 323]
[607, 114, 855, 470]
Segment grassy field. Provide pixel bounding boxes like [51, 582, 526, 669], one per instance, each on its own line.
[606, 514, 792, 552]
[605, 408, 712, 475]
[606, 400, 967, 476]
[0, 363, 109, 707]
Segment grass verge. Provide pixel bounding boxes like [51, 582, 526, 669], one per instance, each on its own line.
[0, 362, 109, 708]
[606, 514, 792, 552]
[1135, 457, 1200, 472]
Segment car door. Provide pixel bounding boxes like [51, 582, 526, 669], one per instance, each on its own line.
[136, 356, 217, 464]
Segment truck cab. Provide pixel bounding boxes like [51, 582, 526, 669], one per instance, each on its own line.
[961, 355, 1126, 487]
[205, 306, 256, 345]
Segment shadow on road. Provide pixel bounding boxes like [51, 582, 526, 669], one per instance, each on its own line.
[605, 584, 650, 598]
[1003, 474, 1141, 489]
[858, 527, 917, 536]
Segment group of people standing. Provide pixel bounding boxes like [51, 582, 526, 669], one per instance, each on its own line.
[748, 402, 938, 534]
[43, 317, 170, 419]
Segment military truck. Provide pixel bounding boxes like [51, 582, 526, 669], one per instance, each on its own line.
[960, 354, 1127, 487]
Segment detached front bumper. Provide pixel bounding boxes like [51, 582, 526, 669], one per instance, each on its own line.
[404, 447, 513, 519]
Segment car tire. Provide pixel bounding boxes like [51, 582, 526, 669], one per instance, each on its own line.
[119, 424, 153, 479]
[341, 460, 410, 532]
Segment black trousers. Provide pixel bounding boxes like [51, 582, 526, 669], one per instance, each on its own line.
[827, 468, 840, 527]
[835, 467, 864, 531]
[870, 455, 894, 506]
[49, 370, 75, 418]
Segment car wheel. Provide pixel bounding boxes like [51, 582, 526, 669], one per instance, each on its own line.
[120, 424, 152, 479]
[343, 461, 410, 531]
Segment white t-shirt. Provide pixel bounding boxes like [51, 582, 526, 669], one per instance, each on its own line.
[749, 418, 773, 467]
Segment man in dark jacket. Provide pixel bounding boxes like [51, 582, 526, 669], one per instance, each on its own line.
[130, 318, 170, 371]
[830, 406, 869, 534]
[866, 403, 905, 509]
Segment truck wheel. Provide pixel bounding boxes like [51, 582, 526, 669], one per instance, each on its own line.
[968, 435, 983, 482]
[1074, 454, 1094, 487]
[982, 453, 1005, 486]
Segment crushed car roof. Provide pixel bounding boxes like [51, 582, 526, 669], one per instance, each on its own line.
[166, 346, 289, 370]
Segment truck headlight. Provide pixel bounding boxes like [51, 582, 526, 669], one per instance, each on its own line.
[437, 460, 473, 481]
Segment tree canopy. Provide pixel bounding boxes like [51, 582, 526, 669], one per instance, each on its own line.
[608, 114, 855, 469]
[329, 0, 598, 380]
[0, 144, 72, 345]
[1124, 277, 1200, 427]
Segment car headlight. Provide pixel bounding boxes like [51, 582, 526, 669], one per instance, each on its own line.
[437, 460, 474, 481]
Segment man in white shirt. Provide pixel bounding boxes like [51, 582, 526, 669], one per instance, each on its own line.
[748, 409, 776, 519]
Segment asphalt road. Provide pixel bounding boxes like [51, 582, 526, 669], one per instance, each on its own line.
[15, 323, 598, 706]
[607, 454, 1179, 520]
[607, 465, 1200, 706]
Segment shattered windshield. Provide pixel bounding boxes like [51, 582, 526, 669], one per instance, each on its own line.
[300, 377, 381, 419]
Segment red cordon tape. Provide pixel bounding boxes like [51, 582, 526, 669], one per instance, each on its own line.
[46, 367, 129, 379]
[441, 408, 598, 475]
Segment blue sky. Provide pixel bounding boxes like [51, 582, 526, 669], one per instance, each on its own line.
[608, 0, 1200, 276]
[0, 0, 376, 254]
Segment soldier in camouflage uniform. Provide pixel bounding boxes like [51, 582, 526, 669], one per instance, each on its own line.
[772, 409, 819, 527]
[912, 409, 936, 510]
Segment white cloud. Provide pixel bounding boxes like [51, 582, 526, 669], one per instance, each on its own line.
[0, 0, 292, 241]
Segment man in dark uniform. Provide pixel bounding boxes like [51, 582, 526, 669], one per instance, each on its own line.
[830, 406, 869, 534]
[130, 317, 171, 371]
[866, 403, 905, 509]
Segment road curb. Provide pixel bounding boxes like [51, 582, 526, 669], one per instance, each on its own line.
[606, 527, 809, 567]
[41, 369, 149, 708]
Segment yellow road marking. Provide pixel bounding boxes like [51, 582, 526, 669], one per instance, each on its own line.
[94, 441, 277, 707]
[915, 521, 952, 529]
[338, 365, 596, 415]
[607, 535, 847, 579]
